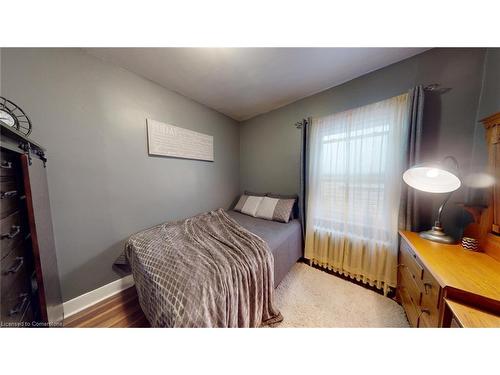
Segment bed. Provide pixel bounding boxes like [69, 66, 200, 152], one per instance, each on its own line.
[116, 208, 302, 327]
[226, 210, 302, 287]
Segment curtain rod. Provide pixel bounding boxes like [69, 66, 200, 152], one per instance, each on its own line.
[294, 83, 444, 129]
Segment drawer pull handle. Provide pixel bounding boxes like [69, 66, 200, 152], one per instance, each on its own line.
[418, 309, 430, 319]
[424, 283, 432, 294]
[0, 190, 18, 199]
[397, 264, 406, 268]
[4, 256, 24, 274]
[1, 225, 21, 240]
[9, 293, 29, 316]
[1, 161, 13, 169]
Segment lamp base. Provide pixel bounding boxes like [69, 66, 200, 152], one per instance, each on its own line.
[419, 225, 456, 244]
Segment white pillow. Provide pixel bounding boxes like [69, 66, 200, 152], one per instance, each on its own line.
[256, 197, 280, 220]
[240, 195, 264, 217]
[233, 195, 248, 212]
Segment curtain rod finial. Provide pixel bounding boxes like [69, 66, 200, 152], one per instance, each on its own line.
[295, 118, 308, 129]
[424, 83, 440, 91]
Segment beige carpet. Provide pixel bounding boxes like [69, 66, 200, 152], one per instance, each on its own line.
[272, 263, 409, 327]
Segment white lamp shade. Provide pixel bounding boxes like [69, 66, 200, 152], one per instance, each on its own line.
[403, 165, 461, 193]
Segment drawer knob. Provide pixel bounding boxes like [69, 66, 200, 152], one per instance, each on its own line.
[0, 190, 18, 199]
[4, 256, 24, 274]
[9, 293, 29, 316]
[1, 161, 13, 169]
[1, 225, 21, 240]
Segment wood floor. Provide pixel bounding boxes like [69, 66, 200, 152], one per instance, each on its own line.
[64, 286, 150, 328]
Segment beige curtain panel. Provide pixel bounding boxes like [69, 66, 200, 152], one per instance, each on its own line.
[304, 94, 410, 295]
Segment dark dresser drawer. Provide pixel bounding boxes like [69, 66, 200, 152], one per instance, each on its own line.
[1, 242, 30, 295]
[0, 250, 32, 324]
[1, 293, 32, 326]
[1, 211, 23, 259]
[0, 150, 16, 178]
[1, 179, 20, 218]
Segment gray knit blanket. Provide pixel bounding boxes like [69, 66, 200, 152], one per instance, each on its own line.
[116, 209, 283, 327]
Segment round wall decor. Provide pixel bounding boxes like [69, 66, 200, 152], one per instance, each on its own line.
[0, 96, 32, 136]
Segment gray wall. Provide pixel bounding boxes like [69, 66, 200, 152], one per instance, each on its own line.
[477, 48, 500, 119]
[240, 48, 487, 238]
[467, 48, 500, 213]
[1, 48, 240, 302]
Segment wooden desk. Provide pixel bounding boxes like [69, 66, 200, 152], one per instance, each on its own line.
[444, 299, 500, 328]
[398, 231, 500, 328]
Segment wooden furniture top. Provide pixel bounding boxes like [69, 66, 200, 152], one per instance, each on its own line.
[480, 111, 500, 128]
[445, 298, 500, 328]
[399, 231, 500, 302]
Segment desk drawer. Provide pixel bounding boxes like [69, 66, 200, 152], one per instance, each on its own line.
[419, 310, 440, 328]
[400, 240, 424, 281]
[399, 283, 420, 327]
[400, 265, 422, 308]
[420, 268, 441, 327]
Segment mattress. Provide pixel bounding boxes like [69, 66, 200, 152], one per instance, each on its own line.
[227, 210, 303, 287]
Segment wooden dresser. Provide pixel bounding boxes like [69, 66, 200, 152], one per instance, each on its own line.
[481, 112, 500, 235]
[397, 231, 500, 328]
[1, 122, 63, 327]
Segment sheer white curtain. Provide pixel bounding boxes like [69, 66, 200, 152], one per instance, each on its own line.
[304, 94, 409, 294]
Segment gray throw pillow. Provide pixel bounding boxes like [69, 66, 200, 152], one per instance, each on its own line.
[267, 193, 298, 220]
[244, 190, 267, 197]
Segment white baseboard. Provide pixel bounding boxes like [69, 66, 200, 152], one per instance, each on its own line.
[63, 275, 135, 319]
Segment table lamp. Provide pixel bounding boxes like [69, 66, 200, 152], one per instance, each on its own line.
[403, 156, 461, 244]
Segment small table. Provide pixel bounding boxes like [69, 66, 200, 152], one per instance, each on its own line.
[443, 298, 500, 328]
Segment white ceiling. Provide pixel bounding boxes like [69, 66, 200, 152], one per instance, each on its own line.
[85, 48, 428, 121]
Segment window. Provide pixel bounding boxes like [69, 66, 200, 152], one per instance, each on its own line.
[304, 94, 410, 293]
[306, 94, 409, 243]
